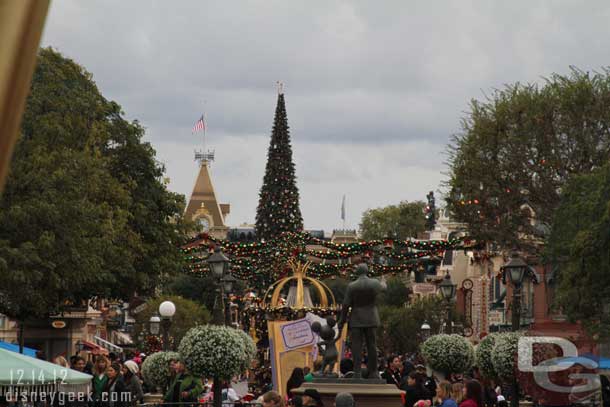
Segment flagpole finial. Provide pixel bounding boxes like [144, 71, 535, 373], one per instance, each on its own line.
[277, 81, 284, 95]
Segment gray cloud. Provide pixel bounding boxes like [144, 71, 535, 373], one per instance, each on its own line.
[41, 0, 610, 231]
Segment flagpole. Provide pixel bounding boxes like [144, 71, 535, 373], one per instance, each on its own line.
[203, 100, 207, 157]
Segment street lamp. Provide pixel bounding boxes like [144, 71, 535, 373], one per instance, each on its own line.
[208, 246, 233, 325]
[502, 251, 527, 407]
[439, 272, 456, 334]
[149, 314, 160, 336]
[222, 274, 237, 326]
[208, 246, 230, 279]
[502, 252, 527, 331]
[420, 321, 431, 341]
[159, 300, 176, 351]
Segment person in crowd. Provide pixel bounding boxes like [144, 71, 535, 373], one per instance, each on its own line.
[415, 364, 437, 401]
[402, 357, 415, 379]
[262, 390, 286, 407]
[383, 355, 403, 388]
[339, 358, 354, 378]
[601, 374, 610, 407]
[221, 381, 240, 407]
[53, 355, 70, 368]
[163, 359, 203, 402]
[122, 360, 143, 406]
[482, 379, 498, 407]
[290, 395, 304, 407]
[303, 388, 324, 407]
[335, 392, 354, 407]
[436, 380, 458, 407]
[71, 355, 87, 372]
[286, 367, 305, 398]
[303, 367, 312, 382]
[496, 395, 508, 407]
[402, 371, 429, 407]
[103, 363, 129, 407]
[451, 382, 464, 405]
[92, 355, 110, 406]
[460, 380, 484, 407]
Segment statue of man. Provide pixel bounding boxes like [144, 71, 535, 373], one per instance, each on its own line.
[338, 263, 385, 379]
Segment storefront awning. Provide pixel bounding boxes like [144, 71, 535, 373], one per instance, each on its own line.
[93, 335, 122, 354]
[78, 340, 108, 355]
[0, 340, 37, 357]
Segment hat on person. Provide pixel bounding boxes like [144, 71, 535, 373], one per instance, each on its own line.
[304, 389, 322, 402]
[124, 360, 139, 375]
[415, 364, 426, 370]
[497, 395, 506, 402]
[335, 392, 355, 407]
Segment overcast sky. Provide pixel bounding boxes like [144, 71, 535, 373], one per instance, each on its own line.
[41, 1, 610, 232]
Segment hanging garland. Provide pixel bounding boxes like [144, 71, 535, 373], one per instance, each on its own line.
[181, 231, 475, 286]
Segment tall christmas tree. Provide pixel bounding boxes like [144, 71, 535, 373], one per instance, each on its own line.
[255, 86, 304, 240]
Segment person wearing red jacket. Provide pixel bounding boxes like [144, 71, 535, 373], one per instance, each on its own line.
[460, 380, 484, 407]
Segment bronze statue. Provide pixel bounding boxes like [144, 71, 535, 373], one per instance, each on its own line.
[338, 263, 385, 379]
[311, 317, 341, 376]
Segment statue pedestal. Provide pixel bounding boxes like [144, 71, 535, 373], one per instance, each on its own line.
[293, 379, 403, 407]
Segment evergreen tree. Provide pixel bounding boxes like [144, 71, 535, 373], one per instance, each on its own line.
[255, 91, 303, 240]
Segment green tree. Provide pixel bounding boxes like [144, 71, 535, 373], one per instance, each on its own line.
[546, 164, 610, 339]
[133, 295, 210, 350]
[377, 296, 446, 355]
[359, 201, 426, 240]
[446, 69, 610, 249]
[255, 92, 303, 240]
[322, 277, 348, 304]
[166, 274, 218, 310]
[165, 274, 246, 311]
[0, 48, 190, 346]
[380, 276, 410, 308]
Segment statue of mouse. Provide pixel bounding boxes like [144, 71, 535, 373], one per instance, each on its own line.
[310, 317, 341, 376]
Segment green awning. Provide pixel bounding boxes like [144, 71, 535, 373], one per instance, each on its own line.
[0, 347, 92, 395]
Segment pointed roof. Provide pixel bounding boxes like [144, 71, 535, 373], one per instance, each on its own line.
[185, 161, 228, 227]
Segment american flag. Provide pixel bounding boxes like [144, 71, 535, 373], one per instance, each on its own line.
[192, 115, 205, 133]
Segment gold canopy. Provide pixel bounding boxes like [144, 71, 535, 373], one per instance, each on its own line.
[262, 260, 336, 309]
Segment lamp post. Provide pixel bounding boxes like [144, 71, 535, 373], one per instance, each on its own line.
[503, 252, 526, 331]
[222, 274, 237, 326]
[207, 246, 232, 325]
[420, 321, 431, 342]
[149, 314, 160, 336]
[439, 271, 456, 334]
[208, 246, 235, 407]
[158, 300, 176, 351]
[503, 251, 527, 407]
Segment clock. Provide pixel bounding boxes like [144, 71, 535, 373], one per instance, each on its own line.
[197, 217, 210, 232]
[462, 279, 473, 290]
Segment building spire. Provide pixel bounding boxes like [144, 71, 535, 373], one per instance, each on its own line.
[277, 80, 284, 95]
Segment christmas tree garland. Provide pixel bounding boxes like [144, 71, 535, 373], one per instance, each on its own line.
[181, 231, 474, 284]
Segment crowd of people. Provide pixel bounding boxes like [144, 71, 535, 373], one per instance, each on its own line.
[44, 349, 607, 407]
[53, 352, 144, 407]
[278, 354, 508, 407]
[379, 354, 507, 407]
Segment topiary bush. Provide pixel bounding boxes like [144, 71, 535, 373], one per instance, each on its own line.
[476, 333, 499, 379]
[234, 328, 257, 371]
[141, 351, 180, 391]
[491, 331, 522, 382]
[421, 334, 475, 375]
[178, 325, 248, 380]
